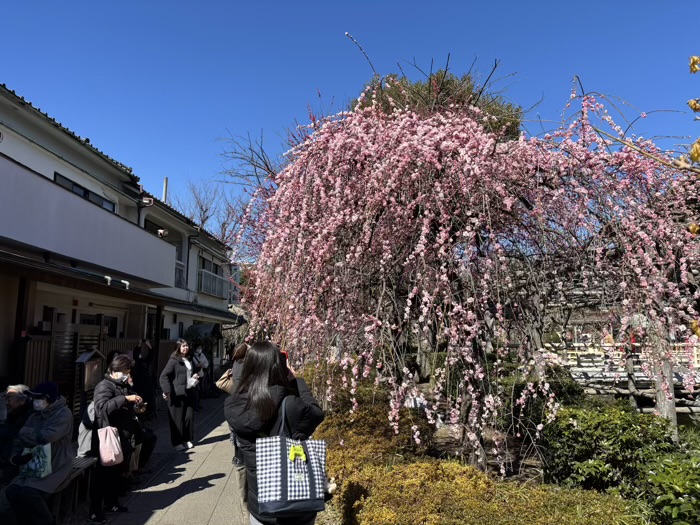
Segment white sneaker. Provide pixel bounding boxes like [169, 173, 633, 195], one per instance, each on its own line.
[174, 444, 186, 451]
[186, 441, 194, 449]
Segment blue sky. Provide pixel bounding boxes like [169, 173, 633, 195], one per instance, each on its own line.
[2, 1, 697, 199]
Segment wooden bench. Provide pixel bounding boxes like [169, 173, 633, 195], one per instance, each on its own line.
[50, 456, 97, 519]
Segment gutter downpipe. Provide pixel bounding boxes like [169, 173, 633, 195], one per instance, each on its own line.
[185, 226, 201, 289]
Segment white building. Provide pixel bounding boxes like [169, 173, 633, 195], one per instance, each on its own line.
[0, 84, 240, 415]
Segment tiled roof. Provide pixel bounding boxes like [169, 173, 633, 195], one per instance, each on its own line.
[0, 83, 140, 184]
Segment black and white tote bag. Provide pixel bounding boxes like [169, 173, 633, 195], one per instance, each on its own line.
[256, 397, 326, 517]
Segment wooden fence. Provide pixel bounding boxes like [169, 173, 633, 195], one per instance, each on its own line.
[156, 340, 178, 373]
[24, 336, 52, 387]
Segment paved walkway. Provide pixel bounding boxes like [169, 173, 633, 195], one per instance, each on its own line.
[107, 396, 248, 525]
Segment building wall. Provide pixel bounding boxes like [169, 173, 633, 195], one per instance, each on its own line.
[144, 208, 234, 312]
[0, 274, 19, 376]
[0, 155, 176, 286]
[0, 123, 133, 218]
[33, 283, 154, 340]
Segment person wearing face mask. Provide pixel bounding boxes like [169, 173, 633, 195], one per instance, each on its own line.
[3, 382, 72, 525]
[159, 339, 198, 450]
[89, 355, 143, 524]
[0, 385, 32, 525]
[191, 346, 209, 411]
[0, 385, 33, 482]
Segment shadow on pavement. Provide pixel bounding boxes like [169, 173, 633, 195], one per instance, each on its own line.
[108, 475, 227, 525]
[195, 433, 230, 447]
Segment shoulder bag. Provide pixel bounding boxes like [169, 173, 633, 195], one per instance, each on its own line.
[19, 444, 52, 479]
[96, 394, 124, 466]
[215, 368, 234, 394]
[256, 397, 327, 517]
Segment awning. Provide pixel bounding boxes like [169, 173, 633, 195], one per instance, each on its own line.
[164, 300, 245, 325]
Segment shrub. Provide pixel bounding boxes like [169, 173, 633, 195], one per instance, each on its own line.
[642, 451, 700, 525]
[542, 404, 677, 492]
[313, 379, 433, 482]
[343, 461, 647, 525]
[501, 365, 584, 434]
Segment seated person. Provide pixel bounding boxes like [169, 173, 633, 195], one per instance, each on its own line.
[0, 385, 33, 485]
[5, 382, 73, 525]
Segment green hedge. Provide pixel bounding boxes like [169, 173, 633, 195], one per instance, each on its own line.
[542, 404, 676, 492]
[642, 451, 700, 525]
[542, 403, 700, 525]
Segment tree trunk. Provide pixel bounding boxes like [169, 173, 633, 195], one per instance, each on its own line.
[626, 352, 638, 410]
[654, 356, 679, 443]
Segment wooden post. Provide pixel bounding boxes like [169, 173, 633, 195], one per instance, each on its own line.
[12, 277, 36, 383]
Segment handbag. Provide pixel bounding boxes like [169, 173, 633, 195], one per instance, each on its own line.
[98, 426, 124, 466]
[96, 402, 124, 466]
[215, 369, 233, 394]
[256, 397, 326, 517]
[19, 444, 52, 479]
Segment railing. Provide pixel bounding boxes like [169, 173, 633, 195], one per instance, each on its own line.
[197, 269, 230, 299]
[548, 342, 700, 370]
[175, 261, 186, 289]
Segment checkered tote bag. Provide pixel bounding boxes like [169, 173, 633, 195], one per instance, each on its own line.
[256, 398, 326, 517]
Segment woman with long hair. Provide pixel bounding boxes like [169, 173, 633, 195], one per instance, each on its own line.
[224, 342, 324, 525]
[159, 339, 198, 451]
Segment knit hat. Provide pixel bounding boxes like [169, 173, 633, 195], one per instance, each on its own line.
[27, 381, 59, 403]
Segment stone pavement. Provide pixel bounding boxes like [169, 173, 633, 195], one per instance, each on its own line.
[106, 395, 248, 525]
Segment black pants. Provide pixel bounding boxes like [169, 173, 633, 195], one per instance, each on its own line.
[90, 462, 126, 514]
[136, 428, 157, 469]
[167, 391, 195, 446]
[5, 485, 55, 525]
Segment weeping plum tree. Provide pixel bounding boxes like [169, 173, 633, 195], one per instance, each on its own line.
[239, 78, 700, 466]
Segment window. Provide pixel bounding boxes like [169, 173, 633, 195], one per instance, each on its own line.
[145, 219, 165, 236]
[54, 172, 116, 213]
[199, 256, 223, 276]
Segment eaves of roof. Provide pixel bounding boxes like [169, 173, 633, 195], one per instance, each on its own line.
[143, 190, 229, 250]
[0, 84, 140, 185]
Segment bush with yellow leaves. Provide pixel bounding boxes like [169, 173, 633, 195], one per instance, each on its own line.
[342, 460, 647, 525]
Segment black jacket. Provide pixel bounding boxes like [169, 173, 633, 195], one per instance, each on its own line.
[224, 378, 324, 523]
[159, 357, 193, 397]
[93, 376, 141, 450]
[0, 400, 33, 482]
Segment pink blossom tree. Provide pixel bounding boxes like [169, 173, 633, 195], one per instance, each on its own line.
[240, 79, 700, 465]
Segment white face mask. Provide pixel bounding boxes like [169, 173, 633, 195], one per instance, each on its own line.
[33, 399, 48, 411]
[112, 372, 129, 383]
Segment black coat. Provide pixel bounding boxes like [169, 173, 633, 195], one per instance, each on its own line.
[93, 376, 141, 449]
[224, 378, 324, 523]
[159, 357, 193, 397]
[0, 400, 33, 482]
